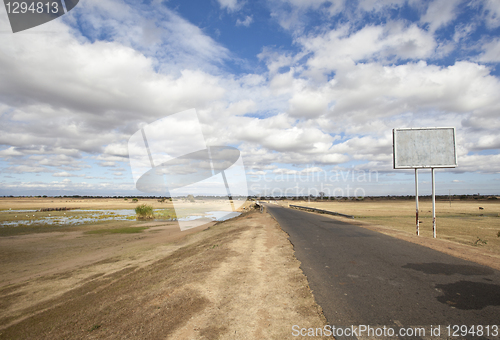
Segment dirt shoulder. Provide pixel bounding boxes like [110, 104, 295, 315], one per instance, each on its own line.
[0, 209, 331, 339]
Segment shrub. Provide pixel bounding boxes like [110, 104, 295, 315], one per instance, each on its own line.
[132, 198, 139, 202]
[473, 237, 487, 246]
[135, 204, 154, 220]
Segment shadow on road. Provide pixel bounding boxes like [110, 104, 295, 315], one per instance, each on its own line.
[435, 280, 500, 310]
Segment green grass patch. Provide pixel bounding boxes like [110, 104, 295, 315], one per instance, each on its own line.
[88, 324, 101, 332]
[154, 208, 177, 220]
[0, 219, 139, 237]
[85, 227, 148, 235]
[135, 204, 154, 220]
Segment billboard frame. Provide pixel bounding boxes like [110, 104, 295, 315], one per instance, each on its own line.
[393, 127, 457, 169]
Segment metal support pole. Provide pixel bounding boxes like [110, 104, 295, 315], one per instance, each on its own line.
[432, 168, 436, 238]
[415, 168, 419, 236]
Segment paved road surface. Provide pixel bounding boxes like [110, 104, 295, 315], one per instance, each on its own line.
[266, 205, 500, 339]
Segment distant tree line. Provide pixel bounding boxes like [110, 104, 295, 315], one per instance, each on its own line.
[2, 194, 498, 201]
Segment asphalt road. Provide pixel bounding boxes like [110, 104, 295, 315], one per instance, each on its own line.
[266, 204, 500, 339]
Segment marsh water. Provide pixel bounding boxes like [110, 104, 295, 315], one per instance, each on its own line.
[0, 209, 241, 227]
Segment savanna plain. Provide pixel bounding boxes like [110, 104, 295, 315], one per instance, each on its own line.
[0, 196, 499, 339]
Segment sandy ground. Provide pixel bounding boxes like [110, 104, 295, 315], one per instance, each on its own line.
[0, 220, 210, 288]
[0, 207, 330, 339]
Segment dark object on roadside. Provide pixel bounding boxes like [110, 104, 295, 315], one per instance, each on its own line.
[479, 207, 484, 210]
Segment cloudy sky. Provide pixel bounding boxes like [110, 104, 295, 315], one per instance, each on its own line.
[1, 0, 499, 197]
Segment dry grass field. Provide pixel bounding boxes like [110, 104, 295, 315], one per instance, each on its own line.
[0, 196, 238, 211]
[281, 199, 500, 255]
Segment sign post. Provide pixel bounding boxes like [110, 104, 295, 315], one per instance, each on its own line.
[393, 128, 457, 238]
[415, 168, 419, 236]
[432, 167, 436, 238]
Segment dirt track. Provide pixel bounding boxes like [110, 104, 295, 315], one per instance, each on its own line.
[0, 208, 330, 339]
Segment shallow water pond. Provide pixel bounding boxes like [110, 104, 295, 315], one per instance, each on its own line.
[0, 209, 240, 227]
[0, 209, 136, 227]
[178, 211, 241, 222]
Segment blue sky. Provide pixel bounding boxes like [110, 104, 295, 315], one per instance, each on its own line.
[0, 0, 500, 197]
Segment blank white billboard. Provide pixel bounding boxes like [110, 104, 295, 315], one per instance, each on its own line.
[393, 128, 457, 169]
